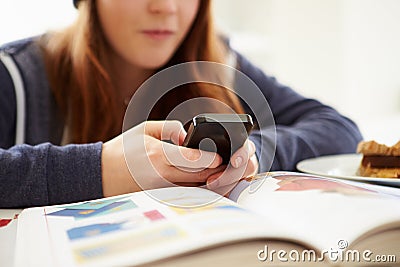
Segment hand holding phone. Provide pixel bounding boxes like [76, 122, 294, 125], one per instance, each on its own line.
[182, 114, 254, 165]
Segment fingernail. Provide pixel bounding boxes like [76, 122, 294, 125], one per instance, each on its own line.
[249, 141, 256, 152]
[235, 156, 243, 168]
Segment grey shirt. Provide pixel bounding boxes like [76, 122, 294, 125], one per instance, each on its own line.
[0, 38, 103, 208]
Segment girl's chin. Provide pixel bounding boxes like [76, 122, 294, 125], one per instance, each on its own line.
[133, 49, 176, 69]
[138, 58, 173, 70]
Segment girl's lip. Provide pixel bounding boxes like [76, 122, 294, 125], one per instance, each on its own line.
[141, 29, 175, 40]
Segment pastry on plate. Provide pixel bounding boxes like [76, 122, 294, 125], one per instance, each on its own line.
[356, 140, 400, 178]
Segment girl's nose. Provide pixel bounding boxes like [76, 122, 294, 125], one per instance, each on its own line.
[148, 0, 177, 14]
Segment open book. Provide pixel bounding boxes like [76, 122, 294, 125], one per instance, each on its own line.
[15, 172, 400, 267]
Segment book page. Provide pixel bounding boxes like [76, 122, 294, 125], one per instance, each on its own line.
[15, 187, 271, 267]
[16, 173, 400, 266]
[234, 172, 400, 252]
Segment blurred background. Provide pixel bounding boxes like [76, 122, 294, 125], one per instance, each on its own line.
[1, 0, 399, 145]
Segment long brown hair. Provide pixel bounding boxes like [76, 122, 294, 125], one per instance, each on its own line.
[42, 0, 244, 144]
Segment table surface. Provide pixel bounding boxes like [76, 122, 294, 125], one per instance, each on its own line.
[0, 209, 21, 267]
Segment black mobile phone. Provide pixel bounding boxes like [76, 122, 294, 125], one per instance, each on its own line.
[182, 114, 254, 164]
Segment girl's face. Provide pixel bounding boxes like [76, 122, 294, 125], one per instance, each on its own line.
[96, 0, 200, 70]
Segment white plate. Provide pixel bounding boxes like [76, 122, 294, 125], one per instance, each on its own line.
[297, 154, 400, 187]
